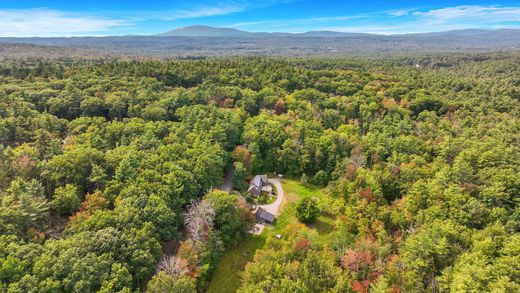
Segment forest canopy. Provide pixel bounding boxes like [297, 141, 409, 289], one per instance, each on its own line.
[0, 53, 519, 292]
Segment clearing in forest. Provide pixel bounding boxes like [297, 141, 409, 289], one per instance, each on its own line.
[206, 179, 336, 293]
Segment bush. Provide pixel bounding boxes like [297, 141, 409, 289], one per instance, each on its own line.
[296, 196, 320, 223]
[50, 184, 81, 215]
[312, 170, 328, 186]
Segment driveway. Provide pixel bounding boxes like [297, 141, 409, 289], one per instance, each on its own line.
[219, 166, 234, 192]
[259, 178, 283, 216]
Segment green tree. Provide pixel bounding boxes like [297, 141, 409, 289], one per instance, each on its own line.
[296, 196, 320, 223]
[50, 184, 81, 216]
[204, 190, 250, 245]
[147, 272, 196, 293]
[233, 162, 247, 190]
[0, 178, 49, 234]
[312, 170, 329, 186]
[43, 146, 104, 192]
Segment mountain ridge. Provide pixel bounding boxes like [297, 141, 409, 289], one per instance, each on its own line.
[156, 25, 520, 38]
[158, 25, 252, 37]
[1, 26, 520, 58]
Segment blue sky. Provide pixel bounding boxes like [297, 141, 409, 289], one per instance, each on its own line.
[1, 0, 520, 36]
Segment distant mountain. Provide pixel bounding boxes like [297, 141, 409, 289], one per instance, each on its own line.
[158, 25, 253, 37]
[411, 29, 520, 43]
[156, 26, 520, 39]
[297, 31, 370, 37]
[1, 26, 520, 58]
[417, 28, 509, 37]
[157, 26, 378, 38]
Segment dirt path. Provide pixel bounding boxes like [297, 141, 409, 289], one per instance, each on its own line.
[219, 166, 234, 192]
[259, 178, 283, 216]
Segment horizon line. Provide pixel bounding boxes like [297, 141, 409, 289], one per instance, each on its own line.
[0, 25, 516, 38]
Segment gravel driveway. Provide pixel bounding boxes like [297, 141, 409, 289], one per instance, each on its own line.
[259, 178, 284, 216]
[219, 167, 234, 192]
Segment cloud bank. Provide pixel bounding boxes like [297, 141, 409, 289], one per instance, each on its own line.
[0, 9, 126, 37]
[228, 5, 520, 34]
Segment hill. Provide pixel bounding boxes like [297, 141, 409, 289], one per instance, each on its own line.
[158, 25, 253, 37]
[1, 26, 520, 58]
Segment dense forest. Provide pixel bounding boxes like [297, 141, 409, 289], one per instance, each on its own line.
[0, 53, 519, 292]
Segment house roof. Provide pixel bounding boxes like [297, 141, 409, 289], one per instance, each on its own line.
[256, 207, 275, 223]
[251, 175, 268, 188]
[261, 185, 273, 193]
[248, 184, 261, 195]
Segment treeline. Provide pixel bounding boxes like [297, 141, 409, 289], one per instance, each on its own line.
[0, 54, 519, 292]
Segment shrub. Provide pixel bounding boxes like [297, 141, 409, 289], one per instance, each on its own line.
[296, 196, 320, 223]
[312, 170, 328, 186]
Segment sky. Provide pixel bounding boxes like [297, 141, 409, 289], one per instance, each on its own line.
[1, 0, 520, 37]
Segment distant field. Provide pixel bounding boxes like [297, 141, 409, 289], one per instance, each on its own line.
[206, 179, 335, 293]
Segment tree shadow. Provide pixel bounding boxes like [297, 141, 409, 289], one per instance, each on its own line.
[309, 218, 335, 235]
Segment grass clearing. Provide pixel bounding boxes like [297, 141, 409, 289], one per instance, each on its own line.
[206, 179, 335, 293]
[206, 234, 266, 293]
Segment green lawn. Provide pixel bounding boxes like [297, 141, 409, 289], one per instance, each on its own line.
[206, 234, 266, 293]
[206, 179, 335, 293]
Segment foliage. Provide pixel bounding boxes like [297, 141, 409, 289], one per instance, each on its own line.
[0, 54, 519, 292]
[204, 191, 252, 246]
[296, 196, 320, 223]
[0, 178, 49, 235]
[232, 162, 247, 190]
[147, 272, 196, 293]
[50, 184, 81, 216]
[312, 170, 329, 186]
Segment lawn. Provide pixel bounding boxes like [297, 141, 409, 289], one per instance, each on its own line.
[205, 234, 266, 293]
[206, 179, 335, 293]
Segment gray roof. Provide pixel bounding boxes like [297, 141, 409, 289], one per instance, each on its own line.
[248, 184, 261, 196]
[256, 207, 275, 223]
[251, 175, 268, 188]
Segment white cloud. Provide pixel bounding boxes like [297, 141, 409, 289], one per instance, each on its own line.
[403, 5, 520, 32]
[0, 1, 257, 37]
[0, 9, 127, 37]
[413, 5, 520, 22]
[226, 15, 356, 29]
[289, 5, 520, 34]
[168, 5, 245, 19]
[120, 0, 295, 22]
[388, 9, 410, 17]
[126, 4, 247, 21]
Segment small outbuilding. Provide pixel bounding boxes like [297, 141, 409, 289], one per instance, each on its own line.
[255, 207, 275, 224]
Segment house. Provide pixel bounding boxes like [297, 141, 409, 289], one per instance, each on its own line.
[255, 207, 275, 224]
[248, 175, 269, 197]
